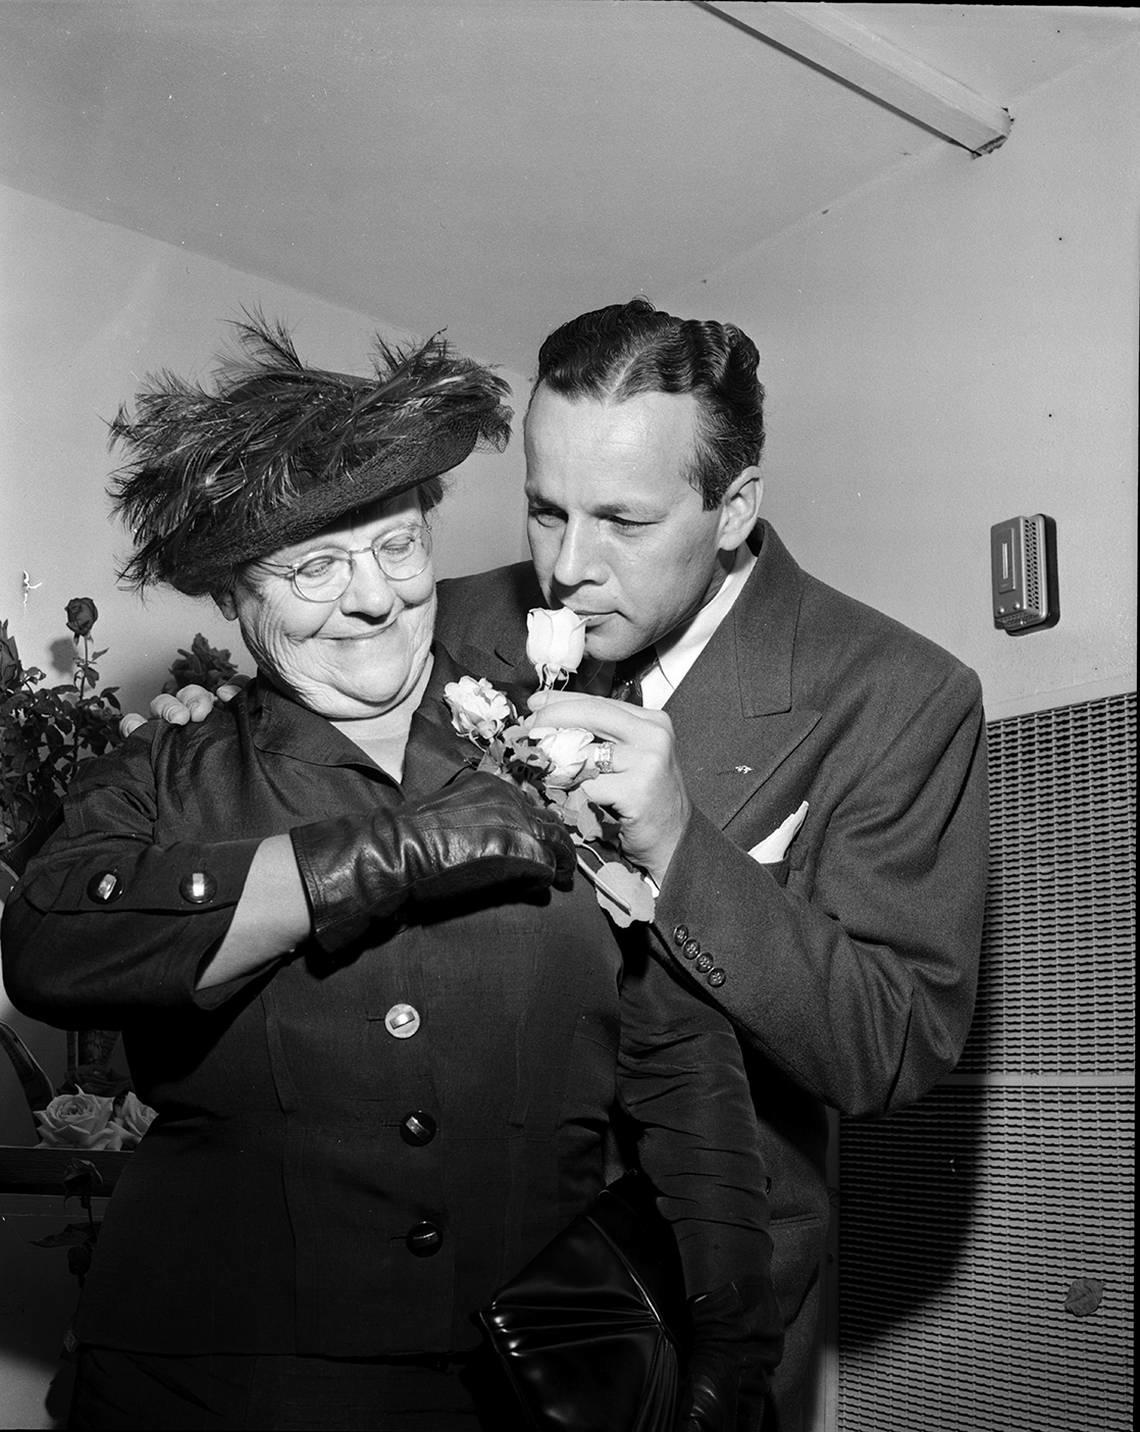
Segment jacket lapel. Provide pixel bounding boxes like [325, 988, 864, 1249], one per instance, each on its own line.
[400, 648, 493, 799]
[666, 524, 821, 832]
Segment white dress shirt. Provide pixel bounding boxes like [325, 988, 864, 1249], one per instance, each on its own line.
[637, 543, 757, 710]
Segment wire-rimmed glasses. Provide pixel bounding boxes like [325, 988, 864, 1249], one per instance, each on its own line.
[259, 526, 432, 603]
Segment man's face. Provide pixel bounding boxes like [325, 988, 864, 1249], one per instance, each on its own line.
[524, 385, 746, 663]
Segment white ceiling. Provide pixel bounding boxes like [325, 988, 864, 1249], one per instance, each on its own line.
[2, 1, 1137, 370]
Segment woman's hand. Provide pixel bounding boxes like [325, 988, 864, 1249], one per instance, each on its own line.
[291, 772, 577, 955]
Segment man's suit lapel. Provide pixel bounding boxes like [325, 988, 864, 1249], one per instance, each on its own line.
[665, 523, 821, 833]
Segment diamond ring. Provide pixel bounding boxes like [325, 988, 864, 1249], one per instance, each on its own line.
[593, 740, 616, 776]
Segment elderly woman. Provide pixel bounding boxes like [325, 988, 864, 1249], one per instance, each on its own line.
[2, 319, 779, 1432]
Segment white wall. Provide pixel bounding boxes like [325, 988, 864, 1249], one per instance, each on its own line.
[666, 40, 1139, 721]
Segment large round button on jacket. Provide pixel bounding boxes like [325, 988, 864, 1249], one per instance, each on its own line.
[384, 1004, 421, 1039]
[179, 870, 218, 905]
[400, 1111, 437, 1146]
[405, 1222, 443, 1257]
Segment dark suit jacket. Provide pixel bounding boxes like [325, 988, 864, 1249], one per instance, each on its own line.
[436, 520, 988, 1361]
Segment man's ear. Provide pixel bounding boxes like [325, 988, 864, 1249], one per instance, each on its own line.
[717, 466, 763, 552]
[213, 590, 238, 621]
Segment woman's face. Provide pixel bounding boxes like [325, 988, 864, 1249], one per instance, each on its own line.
[215, 492, 437, 719]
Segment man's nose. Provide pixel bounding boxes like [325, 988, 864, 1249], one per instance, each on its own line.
[551, 519, 600, 590]
[340, 549, 398, 617]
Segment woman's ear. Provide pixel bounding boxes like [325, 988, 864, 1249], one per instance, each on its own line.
[213, 589, 238, 621]
[717, 466, 764, 552]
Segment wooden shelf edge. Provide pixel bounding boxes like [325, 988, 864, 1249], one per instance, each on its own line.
[0, 1145, 131, 1195]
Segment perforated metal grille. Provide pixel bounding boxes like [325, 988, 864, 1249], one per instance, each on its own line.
[960, 691, 1136, 1075]
[836, 692, 1136, 1431]
[838, 1085, 1134, 1431]
[1023, 517, 1041, 614]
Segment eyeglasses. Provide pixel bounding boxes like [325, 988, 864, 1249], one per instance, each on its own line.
[260, 526, 432, 603]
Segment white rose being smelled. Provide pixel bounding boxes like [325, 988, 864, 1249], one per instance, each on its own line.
[526, 607, 587, 689]
[444, 675, 515, 742]
[527, 726, 599, 790]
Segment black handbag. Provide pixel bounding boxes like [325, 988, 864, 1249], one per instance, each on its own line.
[477, 1172, 688, 1432]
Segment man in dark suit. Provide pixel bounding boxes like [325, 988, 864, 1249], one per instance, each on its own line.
[432, 299, 988, 1430]
[140, 298, 988, 1430]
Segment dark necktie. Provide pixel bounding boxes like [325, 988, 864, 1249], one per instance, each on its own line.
[610, 653, 647, 706]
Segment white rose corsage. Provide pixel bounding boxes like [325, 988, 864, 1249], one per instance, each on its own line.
[443, 608, 654, 926]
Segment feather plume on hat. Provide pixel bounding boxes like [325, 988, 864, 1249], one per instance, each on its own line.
[107, 312, 513, 595]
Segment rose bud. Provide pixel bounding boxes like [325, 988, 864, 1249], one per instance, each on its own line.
[526, 607, 586, 688]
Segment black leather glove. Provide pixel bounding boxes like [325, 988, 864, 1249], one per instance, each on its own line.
[291, 772, 577, 954]
[674, 1277, 784, 1432]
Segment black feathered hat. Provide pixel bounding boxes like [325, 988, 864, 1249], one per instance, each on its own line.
[108, 313, 513, 595]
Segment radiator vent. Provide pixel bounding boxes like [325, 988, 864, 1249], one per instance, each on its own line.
[959, 691, 1136, 1075]
[838, 1086, 1133, 1431]
[836, 692, 1135, 1431]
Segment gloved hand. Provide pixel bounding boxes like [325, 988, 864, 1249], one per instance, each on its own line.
[674, 1277, 784, 1432]
[290, 771, 577, 953]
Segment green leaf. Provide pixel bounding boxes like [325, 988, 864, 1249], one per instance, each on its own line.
[561, 788, 604, 842]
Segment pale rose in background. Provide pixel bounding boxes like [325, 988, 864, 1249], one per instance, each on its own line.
[526, 607, 586, 688]
[444, 676, 514, 742]
[115, 1090, 158, 1148]
[527, 726, 599, 789]
[35, 1091, 124, 1151]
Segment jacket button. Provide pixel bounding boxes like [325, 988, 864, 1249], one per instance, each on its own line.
[695, 953, 714, 974]
[406, 1222, 443, 1257]
[708, 968, 726, 987]
[384, 1004, 421, 1039]
[673, 925, 690, 946]
[179, 871, 218, 905]
[86, 872, 123, 903]
[682, 938, 701, 961]
[400, 1111, 437, 1146]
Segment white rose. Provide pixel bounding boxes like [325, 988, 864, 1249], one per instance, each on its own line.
[113, 1090, 158, 1149]
[526, 608, 587, 688]
[527, 726, 599, 790]
[444, 676, 515, 741]
[34, 1091, 124, 1151]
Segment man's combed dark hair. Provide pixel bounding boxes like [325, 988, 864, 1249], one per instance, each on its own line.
[532, 298, 765, 507]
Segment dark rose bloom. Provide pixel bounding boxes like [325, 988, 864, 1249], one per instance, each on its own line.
[65, 597, 98, 638]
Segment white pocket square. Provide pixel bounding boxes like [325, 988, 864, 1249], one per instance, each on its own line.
[748, 800, 808, 864]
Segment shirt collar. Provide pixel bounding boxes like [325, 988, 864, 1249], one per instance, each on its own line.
[644, 542, 757, 707]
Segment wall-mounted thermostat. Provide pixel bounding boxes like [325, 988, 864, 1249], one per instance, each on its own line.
[990, 514, 1059, 634]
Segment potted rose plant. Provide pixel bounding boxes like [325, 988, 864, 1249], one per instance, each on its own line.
[0, 598, 123, 878]
[2, 606, 236, 1122]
